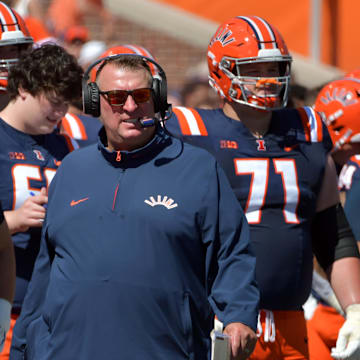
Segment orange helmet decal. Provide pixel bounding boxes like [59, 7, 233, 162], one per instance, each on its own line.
[314, 78, 360, 149]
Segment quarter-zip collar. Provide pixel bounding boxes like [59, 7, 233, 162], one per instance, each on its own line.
[98, 126, 172, 168]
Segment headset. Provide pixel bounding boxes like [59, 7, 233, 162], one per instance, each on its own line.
[82, 53, 171, 121]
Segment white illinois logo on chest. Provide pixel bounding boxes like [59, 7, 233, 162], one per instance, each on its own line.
[256, 139, 266, 151]
[33, 149, 45, 161]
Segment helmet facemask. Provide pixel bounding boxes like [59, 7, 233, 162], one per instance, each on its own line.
[219, 53, 292, 111]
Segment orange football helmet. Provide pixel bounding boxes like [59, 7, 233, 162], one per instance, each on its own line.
[0, 2, 33, 91]
[344, 69, 360, 80]
[207, 16, 292, 110]
[90, 44, 158, 82]
[314, 78, 360, 150]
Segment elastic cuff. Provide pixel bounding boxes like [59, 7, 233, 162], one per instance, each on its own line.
[345, 303, 360, 318]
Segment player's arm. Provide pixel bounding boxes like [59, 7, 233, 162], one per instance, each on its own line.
[314, 154, 360, 308]
[4, 187, 48, 234]
[0, 205, 15, 352]
[344, 178, 360, 252]
[313, 154, 360, 359]
[206, 163, 259, 359]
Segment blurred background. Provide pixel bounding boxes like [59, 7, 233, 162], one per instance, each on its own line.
[8, 0, 356, 107]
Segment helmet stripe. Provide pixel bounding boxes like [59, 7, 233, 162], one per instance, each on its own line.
[237, 16, 277, 50]
[254, 16, 277, 49]
[0, 3, 19, 32]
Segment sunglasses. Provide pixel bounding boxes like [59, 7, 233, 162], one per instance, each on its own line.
[100, 88, 152, 107]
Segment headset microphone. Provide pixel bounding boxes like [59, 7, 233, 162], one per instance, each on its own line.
[125, 117, 156, 128]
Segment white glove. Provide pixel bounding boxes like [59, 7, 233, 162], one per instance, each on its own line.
[0, 298, 11, 353]
[331, 304, 360, 359]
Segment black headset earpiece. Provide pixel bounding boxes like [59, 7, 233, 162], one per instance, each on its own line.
[82, 54, 170, 119]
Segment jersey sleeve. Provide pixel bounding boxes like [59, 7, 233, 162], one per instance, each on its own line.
[203, 161, 259, 331]
[164, 106, 208, 139]
[339, 156, 360, 192]
[59, 132, 79, 151]
[61, 113, 88, 141]
[296, 106, 333, 153]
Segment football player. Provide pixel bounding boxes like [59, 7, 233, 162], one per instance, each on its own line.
[305, 77, 360, 360]
[0, 2, 33, 110]
[0, 44, 83, 359]
[165, 16, 360, 359]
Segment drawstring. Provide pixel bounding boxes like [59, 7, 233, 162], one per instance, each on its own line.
[257, 310, 276, 342]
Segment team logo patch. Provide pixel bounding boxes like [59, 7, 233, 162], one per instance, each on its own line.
[144, 195, 178, 209]
[9, 152, 25, 160]
[33, 150, 45, 161]
[256, 139, 266, 151]
[220, 140, 238, 149]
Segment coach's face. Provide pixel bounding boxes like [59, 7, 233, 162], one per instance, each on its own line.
[97, 63, 156, 152]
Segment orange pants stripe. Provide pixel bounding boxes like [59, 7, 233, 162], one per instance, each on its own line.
[0, 314, 18, 360]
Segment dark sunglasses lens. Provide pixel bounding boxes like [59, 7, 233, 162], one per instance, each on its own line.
[107, 91, 128, 106]
[133, 88, 152, 103]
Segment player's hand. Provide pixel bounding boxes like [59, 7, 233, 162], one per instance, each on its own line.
[5, 187, 48, 234]
[224, 322, 257, 360]
[0, 298, 11, 353]
[331, 304, 360, 359]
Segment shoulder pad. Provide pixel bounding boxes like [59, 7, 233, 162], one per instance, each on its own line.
[296, 106, 324, 143]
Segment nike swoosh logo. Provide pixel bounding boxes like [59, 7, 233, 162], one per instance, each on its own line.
[284, 144, 299, 152]
[70, 197, 89, 206]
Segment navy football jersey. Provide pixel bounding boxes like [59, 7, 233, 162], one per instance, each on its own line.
[339, 155, 360, 192]
[0, 117, 76, 311]
[339, 155, 360, 242]
[61, 112, 102, 148]
[166, 106, 333, 310]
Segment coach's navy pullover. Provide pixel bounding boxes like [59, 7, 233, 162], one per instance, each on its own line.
[11, 127, 259, 360]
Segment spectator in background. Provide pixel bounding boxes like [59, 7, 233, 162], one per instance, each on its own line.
[181, 79, 220, 109]
[3, 0, 43, 21]
[47, 0, 115, 42]
[77, 40, 106, 70]
[63, 25, 89, 60]
[286, 82, 308, 108]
